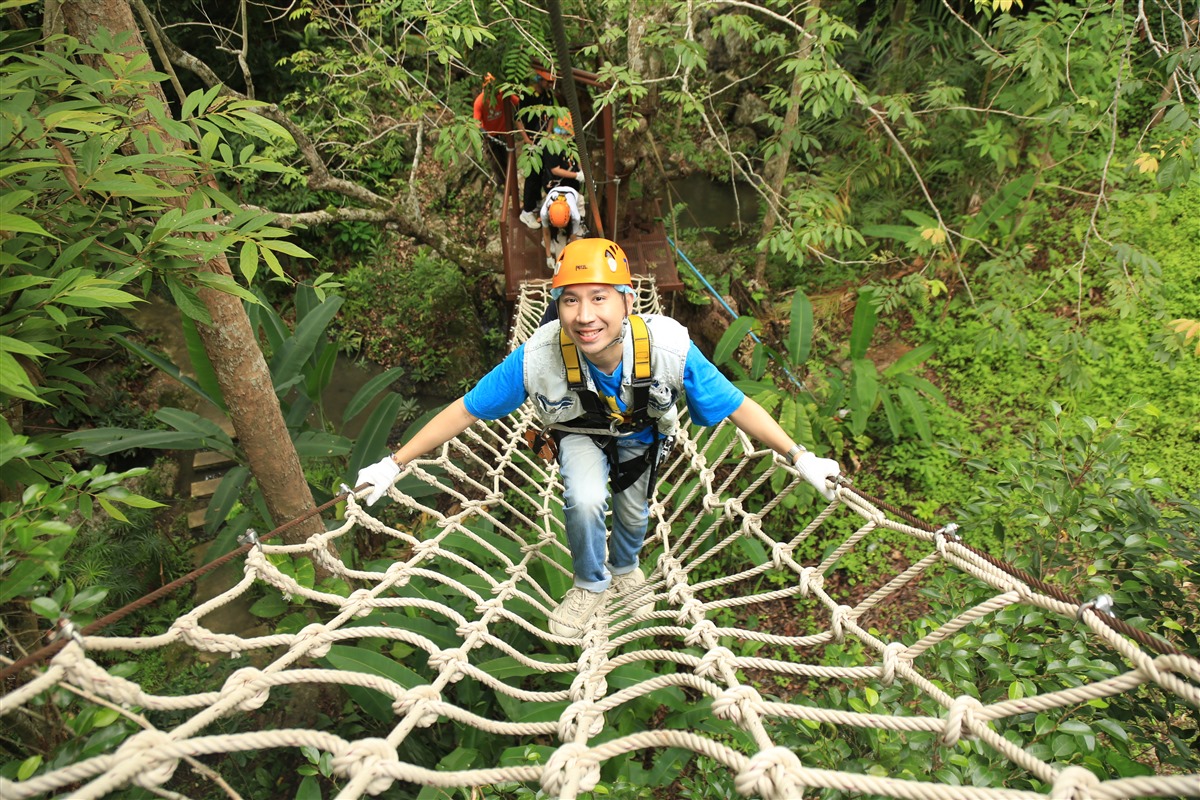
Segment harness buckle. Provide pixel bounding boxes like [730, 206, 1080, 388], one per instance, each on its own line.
[524, 428, 559, 462]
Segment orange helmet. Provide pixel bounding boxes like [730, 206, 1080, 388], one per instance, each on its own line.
[548, 195, 571, 228]
[551, 238, 633, 299]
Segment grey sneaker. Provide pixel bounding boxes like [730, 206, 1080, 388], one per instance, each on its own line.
[519, 210, 540, 229]
[549, 587, 605, 637]
[608, 568, 654, 618]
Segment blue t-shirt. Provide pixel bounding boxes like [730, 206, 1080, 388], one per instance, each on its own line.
[463, 340, 744, 438]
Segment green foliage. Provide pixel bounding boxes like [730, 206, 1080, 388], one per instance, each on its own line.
[0, 456, 164, 612]
[714, 290, 945, 460]
[953, 403, 1198, 641]
[337, 244, 491, 393]
[66, 283, 409, 539]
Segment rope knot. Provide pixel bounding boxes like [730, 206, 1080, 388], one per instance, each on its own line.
[331, 737, 399, 796]
[540, 743, 601, 795]
[569, 670, 608, 700]
[674, 599, 705, 627]
[455, 620, 488, 639]
[723, 497, 744, 518]
[830, 604, 854, 642]
[880, 642, 908, 687]
[942, 695, 984, 747]
[297, 623, 332, 658]
[384, 562, 411, 587]
[798, 567, 823, 597]
[713, 685, 763, 723]
[347, 588, 376, 618]
[558, 700, 605, 740]
[770, 542, 791, 569]
[427, 648, 468, 682]
[413, 538, 440, 556]
[392, 685, 441, 727]
[223, 667, 270, 711]
[695, 646, 736, 680]
[1050, 765, 1101, 799]
[733, 746, 803, 800]
[116, 730, 179, 789]
[683, 618, 718, 647]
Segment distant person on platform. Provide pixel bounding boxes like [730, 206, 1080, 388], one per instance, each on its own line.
[472, 73, 515, 186]
[517, 68, 557, 230]
[543, 115, 584, 194]
[539, 185, 585, 268]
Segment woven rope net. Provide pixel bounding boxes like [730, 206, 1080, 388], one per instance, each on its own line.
[3, 278, 1198, 800]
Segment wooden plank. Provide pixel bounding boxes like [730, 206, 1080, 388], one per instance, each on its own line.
[191, 477, 222, 499]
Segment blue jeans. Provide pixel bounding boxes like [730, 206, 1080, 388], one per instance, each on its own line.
[557, 434, 651, 591]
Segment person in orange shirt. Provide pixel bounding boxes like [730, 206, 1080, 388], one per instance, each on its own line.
[472, 73, 515, 186]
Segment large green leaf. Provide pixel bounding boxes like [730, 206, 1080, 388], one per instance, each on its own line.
[0, 351, 45, 403]
[247, 294, 289, 356]
[304, 342, 339, 403]
[204, 466, 249, 534]
[879, 387, 904, 440]
[67, 428, 206, 455]
[787, 292, 813, 366]
[116, 335, 221, 409]
[155, 407, 232, 441]
[321, 644, 425, 723]
[178, 315, 225, 412]
[342, 366, 407, 424]
[713, 315, 758, 366]
[346, 392, 408, 479]
[270, 295, 343, 391]
[960, 173, 1036, 253]
[849, 358, 878, 436]
[883, 343, 935, 377]
[896, 385, 932, 442]
[293, 431, 352, 458]
[860, 224, 921, 246]
[848, 289, 878, 360]
[349, 612, 461, 650]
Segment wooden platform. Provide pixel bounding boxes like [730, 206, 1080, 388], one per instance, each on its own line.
[502, 191, 683, 300]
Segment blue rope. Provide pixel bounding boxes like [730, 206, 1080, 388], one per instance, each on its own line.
[666, 235, 809, 393]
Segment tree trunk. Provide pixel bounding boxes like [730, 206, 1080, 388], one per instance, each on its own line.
[60, 0, 329, 556]
[755, 0, 822, 284]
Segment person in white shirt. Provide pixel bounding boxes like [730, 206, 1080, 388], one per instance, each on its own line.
[539, 185, 585, 267]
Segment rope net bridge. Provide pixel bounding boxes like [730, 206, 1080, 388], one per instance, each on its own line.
[3, 278, 1199, 800]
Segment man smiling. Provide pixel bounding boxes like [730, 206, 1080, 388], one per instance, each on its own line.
[355, 238, 841, 638]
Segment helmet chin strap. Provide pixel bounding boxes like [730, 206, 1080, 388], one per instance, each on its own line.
[592, 321, 628, 355]
[596, 313, 629, 354]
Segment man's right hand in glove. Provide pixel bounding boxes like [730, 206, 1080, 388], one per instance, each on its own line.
[353, 456, 401, 506]
[794, 450, 840, 501]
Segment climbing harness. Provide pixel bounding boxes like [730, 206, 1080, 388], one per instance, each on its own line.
[552, 314, 663, 494]
[558, 315, 652, 433]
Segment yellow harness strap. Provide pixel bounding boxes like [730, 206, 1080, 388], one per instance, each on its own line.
[558, 315, 652, 427]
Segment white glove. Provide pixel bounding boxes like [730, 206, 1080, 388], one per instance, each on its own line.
[794, 450, 840, 501]
[546, 256, 555, 270]
[354, 456, 401, 506]
[576, 170, 585, 185]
